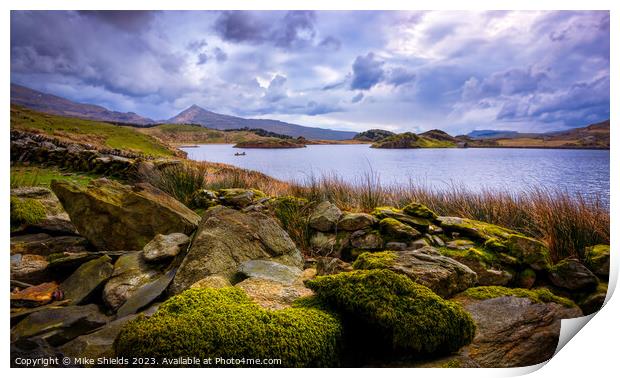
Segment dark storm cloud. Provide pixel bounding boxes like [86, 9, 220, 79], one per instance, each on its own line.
[77, 10, 156, 32]
[214, 10, 316, 49]
[350, 52, 384, 90]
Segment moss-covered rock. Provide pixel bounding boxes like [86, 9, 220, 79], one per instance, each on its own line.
[379, 218, 421, 241]
[352, 251, 477, 298]
[584, 244, 610, 278]
[51, 178, 200, 250]
[575, 283, 608, 315]
[438, 247, 512, 286]
[10, 196, 46, 231]
[338, 212, 377, 231]
[305, 269, 476, 356]
[402, 202, 438, 220]
[308, 201, 342, 232]
[114, 288, 342, 367]
[548, 259, 599, 291]
[516, 268, 536, 289]
[218, 188, 266, 208]
[437, 216, 551, 270]
[460, 286, 576, 308]
[372, 206, 432, 231]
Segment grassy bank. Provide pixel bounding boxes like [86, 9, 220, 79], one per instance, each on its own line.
[145, 161, 609, 263]
[11, 106, 175, 157]
[10, 165, 103, 188]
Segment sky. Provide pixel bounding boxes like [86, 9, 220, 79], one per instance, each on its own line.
[10, 10, 610, 134]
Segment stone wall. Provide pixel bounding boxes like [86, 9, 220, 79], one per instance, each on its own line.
[11, 130, 141, 178]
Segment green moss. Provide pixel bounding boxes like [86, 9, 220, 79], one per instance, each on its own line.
[584, 244, 610, 275]
[11, 165, 99, 189]
[114, 287, 342, 367]
[441, 360, 461, 368]
[483, 237, 508, 253]
[352, 251, 397, 270]
[305, 269, 476, 356]
[461, 286, 576, 308]
[402, 202, 438, 219]
[371, 206, 402, 218]
[439, 247, 497, 267]
[10, 196, 46, 228]
[379, 218, 420, 241]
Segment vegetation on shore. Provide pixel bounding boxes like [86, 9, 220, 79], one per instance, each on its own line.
[11, 164, 103, 188]
[233, 139, 307, 148]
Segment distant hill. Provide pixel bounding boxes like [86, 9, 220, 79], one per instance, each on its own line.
[168, 105, 356, 140]
[353, 129, 395, 142]
[371, 132, 458, 149]
[467, 130, 522, 139]
[488, 120, 610, 149]
[10, 84, 155, 125]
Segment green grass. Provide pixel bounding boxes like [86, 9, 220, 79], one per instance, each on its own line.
[11, 106, 174, 157]
[11, 165, 101, 188]
[140, 123, 285, 145]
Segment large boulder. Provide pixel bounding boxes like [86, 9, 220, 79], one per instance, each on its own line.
[548, 259, 599, 291]
[51, 178, 200, 251]
[584, 244, 610, 278]
[308, 201, 342, 232]
[452, 287, 582, 367]
[353, 250, 477, 298]
[218, 188, 266, 208]
[11, 304, 109, 346]
[170, 206, 303, 294]
[60, 255, 114, 305]
[142, 233, 190, 262]
[438, 247, 513, 286]
[114, 288, 342, 367]
[10, 186, 77, 235]
[306, 269, 476, 360]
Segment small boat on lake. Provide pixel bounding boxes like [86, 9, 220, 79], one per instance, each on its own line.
[234, 152, 246, 156]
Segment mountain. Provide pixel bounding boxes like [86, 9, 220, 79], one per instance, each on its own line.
[167, 105, 356, 140]
[353, 129, 395, 142]
[10, 84, 154, 125]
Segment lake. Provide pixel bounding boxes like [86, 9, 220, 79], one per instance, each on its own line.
[182, 144, 610, 204]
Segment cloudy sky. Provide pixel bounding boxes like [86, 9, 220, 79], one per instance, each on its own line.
[11, 10, 609, 134]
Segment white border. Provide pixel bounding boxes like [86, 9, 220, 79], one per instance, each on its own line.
[3, 1, 617, 377]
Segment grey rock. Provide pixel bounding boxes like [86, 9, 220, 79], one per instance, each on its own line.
[308, 201, 342, 232]
[170, 206, 303, 294]
[142, 233, 190, 262]
[60, 255, 114, 305]
[338, 212, 376, 231]
[549, 259, 599, 291]
[238, 260, 303, 285]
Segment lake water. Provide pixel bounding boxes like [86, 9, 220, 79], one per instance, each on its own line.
[182, 144, 610, 204]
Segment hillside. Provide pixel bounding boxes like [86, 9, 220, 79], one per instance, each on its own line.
[10, 106, 175, 157]
[371, 132, 457, 149]
[353, 129, 395, 142]
[11, 84, 154, 125]
[493, 120, 610, 149]
[168, 105, 357, 140]
[139, 124, 295, 146]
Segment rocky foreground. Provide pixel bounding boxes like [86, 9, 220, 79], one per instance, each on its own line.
[10, 164, 609, 367]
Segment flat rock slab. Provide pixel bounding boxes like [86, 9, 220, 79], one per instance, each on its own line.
[59, 315, 137, 364]
[103, 252, 164, 311]
[10, 282, 61, 308]
[142, 233, 189, 262]
[11, 233, 89, 256]
[238, 260, 303, 285]
[60, 255, 114, 305]
[11, 304, 109, 346]
[51, 178, 200, 251]
[11, 254, 50, 284]
[235, 277, 313, 310]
